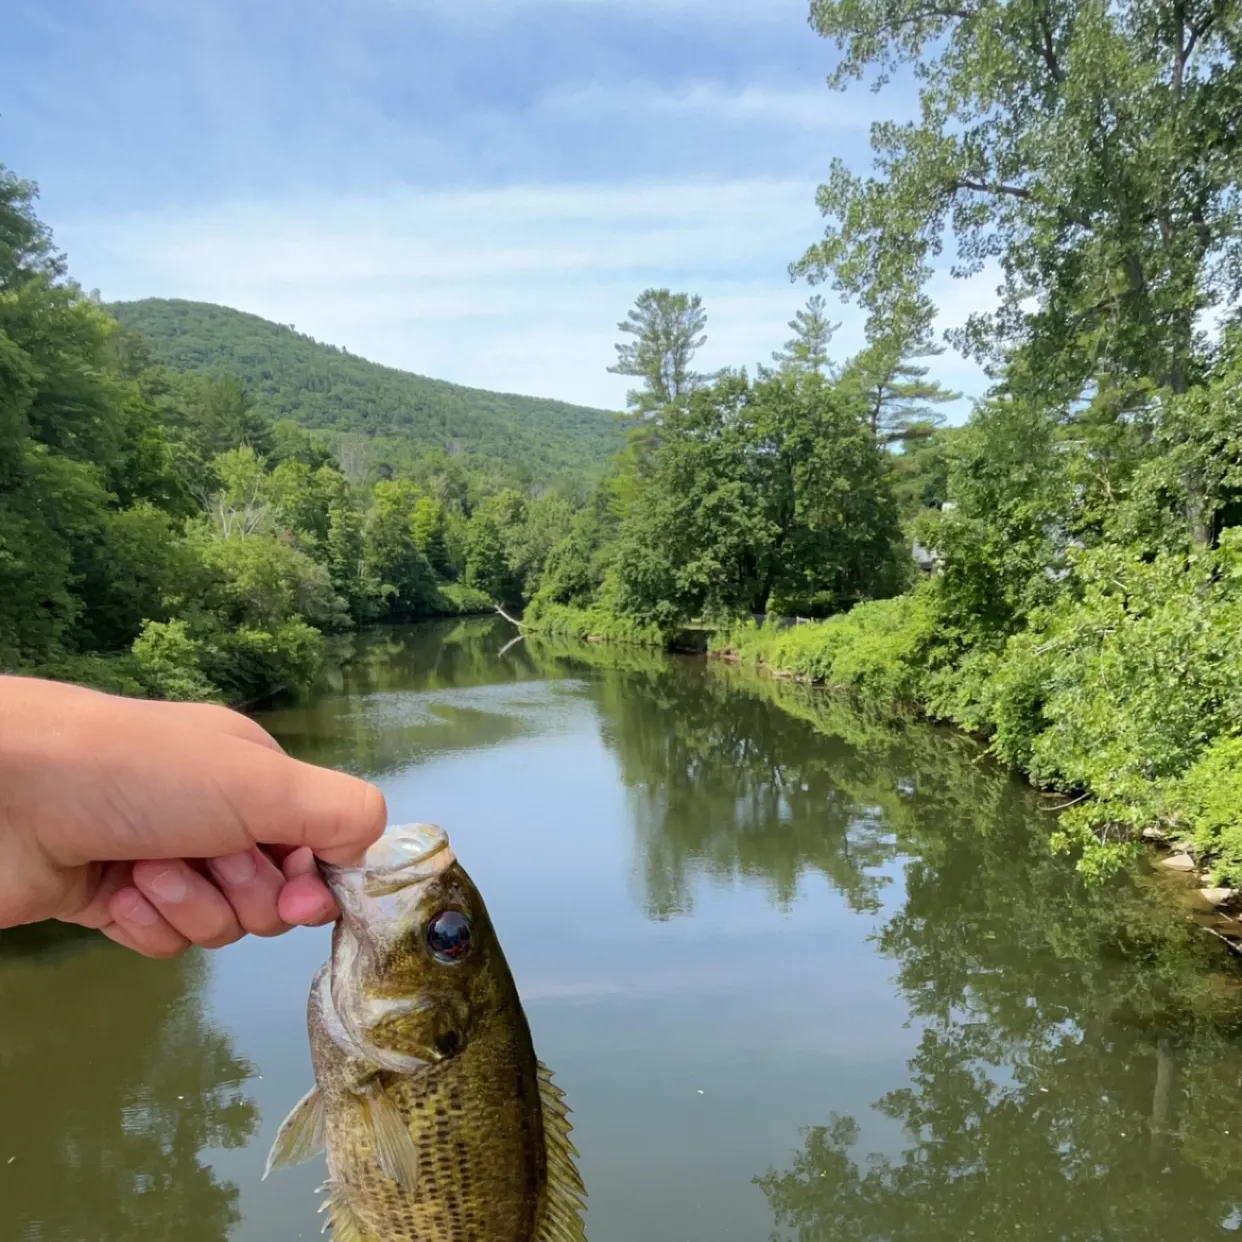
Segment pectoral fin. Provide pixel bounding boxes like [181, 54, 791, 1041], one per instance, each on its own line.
[264, 1085, 327, 1179]
[355, 1082, 420, 1194]
[534, 1062, 587, 1242]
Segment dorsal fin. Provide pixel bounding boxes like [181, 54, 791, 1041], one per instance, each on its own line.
[317, 1183, 375, 1242]
[534, 1061, 588, 1242]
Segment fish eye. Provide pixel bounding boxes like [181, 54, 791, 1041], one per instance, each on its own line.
[426, 910, 472, 964]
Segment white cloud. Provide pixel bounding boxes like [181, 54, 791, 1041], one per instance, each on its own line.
[545, 81, 906, 131]
[56, 179, 989, 413]
[388, 0, 806, 12]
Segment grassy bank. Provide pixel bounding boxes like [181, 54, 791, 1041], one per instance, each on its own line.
[711, 536, 1242, 887]
[522, 601, 667, 648]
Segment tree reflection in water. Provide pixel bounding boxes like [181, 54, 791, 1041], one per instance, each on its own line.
[528, 643, 909, 919]
[529, 645, 1242, 1239]
[0, 924, 258, 1242]
[729, 685, 1242, 1242]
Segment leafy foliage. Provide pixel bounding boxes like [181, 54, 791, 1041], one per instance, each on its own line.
[608, 369, 909, 627]
[798, 0, 1242, 400]
[0, 166, 595, 703]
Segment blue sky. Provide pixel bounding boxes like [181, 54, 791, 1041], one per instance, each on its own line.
[2, 0, 991, 412]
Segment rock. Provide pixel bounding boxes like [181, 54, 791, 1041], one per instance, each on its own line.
[1200, 888, 1240, 909]
[1161, 853, 1197, 872]
[1141, 826, 1168, 843]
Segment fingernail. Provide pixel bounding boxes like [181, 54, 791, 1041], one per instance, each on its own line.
[212, 851, 257, 885]
[123, 894, 160, 926]
[146, 867, 188, 904]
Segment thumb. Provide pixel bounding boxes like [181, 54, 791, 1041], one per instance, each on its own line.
[248, 749, 389, 866]
[44, 723, 388, 870]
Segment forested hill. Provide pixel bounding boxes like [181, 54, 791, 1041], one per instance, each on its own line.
[108, 298, 624, 488]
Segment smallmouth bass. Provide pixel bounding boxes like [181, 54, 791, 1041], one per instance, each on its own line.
[264, 823, 587, 1242]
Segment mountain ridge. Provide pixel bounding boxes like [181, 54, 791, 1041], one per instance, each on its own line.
[108, 297, 624, 488]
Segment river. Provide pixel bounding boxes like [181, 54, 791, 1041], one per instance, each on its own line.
[4, 618, 1242, 1242]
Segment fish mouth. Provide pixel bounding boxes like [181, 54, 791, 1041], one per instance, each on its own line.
[323, 823, 455, 898]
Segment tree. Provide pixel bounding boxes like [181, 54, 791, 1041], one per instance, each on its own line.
[363, 481, 436, 616]
[269, 418, 334, 469]
[535, 511, 604, 608]
[501, 492, 576, 601]
[797, 0, 1242, 401]
[464, 512, 519, 605]
[607, 289, 709, 416]
[0, 165, 65, 287]
[326, 501, 382, 622]
[841, 298, 960, 446]
[918, 397, 1077, 642]
[411, 496, 451, 577]
[181, 374, 274, 465]
[772, 294, 839, 376]
[612, 370, 906, 626]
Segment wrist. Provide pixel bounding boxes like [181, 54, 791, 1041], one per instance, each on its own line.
[0, 676, 101, 927]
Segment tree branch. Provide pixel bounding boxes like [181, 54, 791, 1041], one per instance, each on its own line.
[1035, 12, 1065, 84]
[1183, 9, 1217, 63]
[495, 604, 525, 630]
[951, 177, 1033, 200]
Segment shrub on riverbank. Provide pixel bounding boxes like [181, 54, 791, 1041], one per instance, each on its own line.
[429, 582, 495, 617]
[715, 532, 1242, 883]
[523, 600, 666, 648]
[715, 591, 942, 707]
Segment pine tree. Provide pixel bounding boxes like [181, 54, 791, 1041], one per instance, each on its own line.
[607, 289, 708, 417]
[843, 299, 959, 447]
[772, 294, 838, 376]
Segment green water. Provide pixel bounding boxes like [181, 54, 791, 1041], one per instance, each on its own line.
[4, 618, 1242, 1242]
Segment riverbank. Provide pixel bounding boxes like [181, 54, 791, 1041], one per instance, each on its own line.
[521, 595, 1242, 938]
[710, 595, 1242, 900]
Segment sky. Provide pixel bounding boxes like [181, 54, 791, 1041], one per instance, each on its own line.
[2, 0, 991, 414]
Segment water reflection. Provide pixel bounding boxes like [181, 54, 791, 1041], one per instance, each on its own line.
[265, 620, 564, 780]
[52, 617, 1234, 1242]
[754, 768, 1242, 1242]
[0, 926, 258, 1242]
[525, 639, 905, 919]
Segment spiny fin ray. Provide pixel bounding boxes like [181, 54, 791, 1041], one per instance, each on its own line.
[534, 1061, 588, 1242]
[322, 1186, 376, 1242]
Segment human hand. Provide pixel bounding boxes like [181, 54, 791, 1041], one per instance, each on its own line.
[0, 675, 387, 958]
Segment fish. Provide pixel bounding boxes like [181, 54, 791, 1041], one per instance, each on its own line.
[263, 822, 588, 1242]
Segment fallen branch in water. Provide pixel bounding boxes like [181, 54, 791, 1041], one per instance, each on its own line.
[498, 632, 526, 657]
[495, 605, 525, 630]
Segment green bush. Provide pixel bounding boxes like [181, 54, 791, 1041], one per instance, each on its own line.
[430, 581, 495, 616]
[209, 621, 325, 704]
[524, 600, 666, 648]
[1169, 737, 1242, 883]
[131, 619, 219, 701]
[716, 588, 939, 708]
